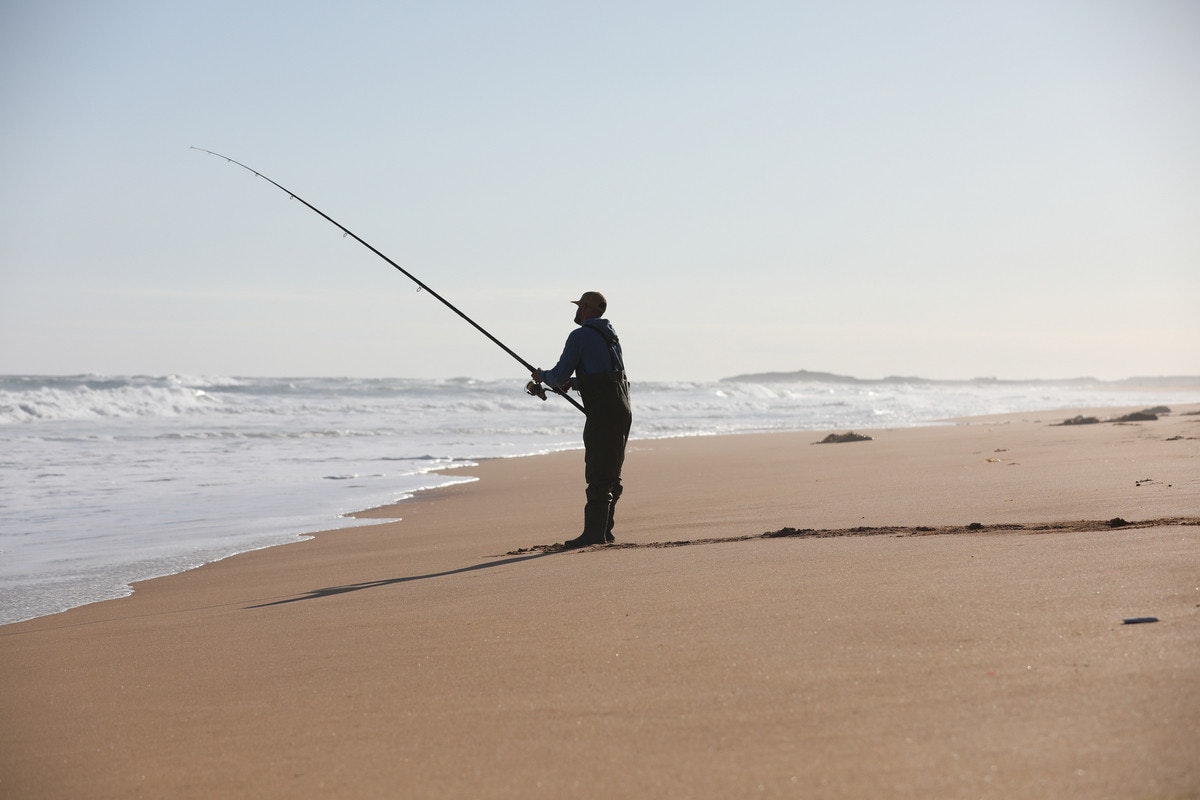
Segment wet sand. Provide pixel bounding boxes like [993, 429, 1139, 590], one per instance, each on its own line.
[2, 403, 1198, 798]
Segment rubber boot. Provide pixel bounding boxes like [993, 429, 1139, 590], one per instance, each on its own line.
[604, 483, 623, 543]
[582, 483, 614, 544]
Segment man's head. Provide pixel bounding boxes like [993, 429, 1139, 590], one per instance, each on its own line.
[571, 291, 606, 325]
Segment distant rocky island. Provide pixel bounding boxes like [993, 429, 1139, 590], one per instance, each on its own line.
[721, 369, 1200, 387]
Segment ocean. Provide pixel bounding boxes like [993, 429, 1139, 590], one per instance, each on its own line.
[2, 373, 1195, 625]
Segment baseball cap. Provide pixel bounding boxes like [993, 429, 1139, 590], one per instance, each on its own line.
[571, 291, 607, 313]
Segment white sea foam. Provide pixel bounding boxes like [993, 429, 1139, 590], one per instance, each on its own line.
[1, 374, 1195, 625]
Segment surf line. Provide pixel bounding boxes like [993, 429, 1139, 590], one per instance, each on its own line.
[193, 147, 584, 414]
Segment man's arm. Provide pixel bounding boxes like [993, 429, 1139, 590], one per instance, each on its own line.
[535, 329, 585, 389]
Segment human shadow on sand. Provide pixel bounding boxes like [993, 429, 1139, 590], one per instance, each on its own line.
[249, 517, 1200, 609]
[246, 551, 556, 609]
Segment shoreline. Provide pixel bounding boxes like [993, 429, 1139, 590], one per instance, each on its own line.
[4, 398, 1193, 628]
[3, 402, 1197, 798]
[353, 399, 1200, 528]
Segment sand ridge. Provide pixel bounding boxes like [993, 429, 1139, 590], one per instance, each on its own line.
[506, 517, 1200, 555]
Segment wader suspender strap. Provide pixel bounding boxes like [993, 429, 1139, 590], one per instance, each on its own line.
[588, 326, 624, 372]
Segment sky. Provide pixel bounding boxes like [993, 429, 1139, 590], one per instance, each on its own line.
[1, 1, 1197, 382]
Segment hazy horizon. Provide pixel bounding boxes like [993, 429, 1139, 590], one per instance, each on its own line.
[3, 369, 1198, 386]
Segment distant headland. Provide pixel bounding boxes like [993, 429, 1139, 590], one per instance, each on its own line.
[720, 369, 1200, 388]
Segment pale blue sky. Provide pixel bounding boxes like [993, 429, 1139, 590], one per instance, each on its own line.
[2, 1, 1197, 381]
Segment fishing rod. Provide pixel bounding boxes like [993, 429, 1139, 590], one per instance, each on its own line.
[193, 147, 584, 414]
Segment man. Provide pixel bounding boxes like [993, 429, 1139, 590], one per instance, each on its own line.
[531, 291, 632, 549]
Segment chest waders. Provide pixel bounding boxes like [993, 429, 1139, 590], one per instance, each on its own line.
[574, 326, 632, 544]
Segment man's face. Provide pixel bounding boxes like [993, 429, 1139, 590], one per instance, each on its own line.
[574, 301, 601, 325]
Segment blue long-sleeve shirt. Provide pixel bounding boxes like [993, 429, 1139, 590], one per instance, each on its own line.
[540, 319, 623, 389]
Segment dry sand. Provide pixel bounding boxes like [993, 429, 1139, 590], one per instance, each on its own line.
[2, 403, 1198, 799]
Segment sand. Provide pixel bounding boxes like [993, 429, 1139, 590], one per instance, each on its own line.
[2, 403, 1198, 799]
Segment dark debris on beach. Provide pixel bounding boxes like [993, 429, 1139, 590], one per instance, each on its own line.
[814, 432, 874, 444]
[504, 518, 1200, 556]
[1054, 407, 1172, 426]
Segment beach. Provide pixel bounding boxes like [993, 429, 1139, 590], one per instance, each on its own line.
[2, 403, 1197, 799]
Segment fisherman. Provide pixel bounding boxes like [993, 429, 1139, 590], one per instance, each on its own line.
[531, 291, 632, 549]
